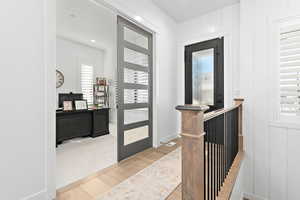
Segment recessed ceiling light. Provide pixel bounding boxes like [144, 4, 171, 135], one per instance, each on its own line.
[134, 16, 143, 22]
[209, 27, 216, 33]
[90, 40, 96, 43]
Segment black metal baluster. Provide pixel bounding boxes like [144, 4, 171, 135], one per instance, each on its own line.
[222, 114, 225, 188]
[223, 113, 226, 185]
[209, 120, 212, 200]
[204, 122, 207, 200]
[228, 111, 233, 167]
[235, 108, 238, 157]
[233, 109, 235, 159]
[216, 117, 219, 196]
[218, 115, 221, 193]
[230, 111, 233, 170]
[230, 111, 232, 165]
[213, 119, 216, 199]
[217, 117, 219, 196]
[226, 112, 229, 175]
[211, 120, 213, 200]
[220, 115, 223, 188]
[203, 109, 242, 199]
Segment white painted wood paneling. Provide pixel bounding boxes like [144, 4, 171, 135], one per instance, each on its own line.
[240, 0, 300, 199]
[269, 126, 287, 200]
[287, 128, 300, 200]
[267, 125, 300, 200]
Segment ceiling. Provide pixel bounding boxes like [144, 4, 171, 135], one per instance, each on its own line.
[152, 0, 239, 22]
[57, 0, 116, 51]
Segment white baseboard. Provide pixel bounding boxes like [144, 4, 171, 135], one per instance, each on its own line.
[242, 192, 268, 200]
[159, 133, 180, 146]
[22, 190, 47, 200]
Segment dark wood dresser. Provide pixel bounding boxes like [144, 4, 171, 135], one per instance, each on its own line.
[56, 108, 109, 146]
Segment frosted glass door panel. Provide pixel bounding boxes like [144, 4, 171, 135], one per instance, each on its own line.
[124, 108, 148, 125]
[192, 49, 214, 105]
[124, 48, 148, 67]
[124, 27, 148, 49]
[124, 89, 148, 104]
[124, 126, 149, 145]
[124, 68, 148, 85]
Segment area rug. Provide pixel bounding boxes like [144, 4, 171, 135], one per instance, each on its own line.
[97, 148, 181, 200]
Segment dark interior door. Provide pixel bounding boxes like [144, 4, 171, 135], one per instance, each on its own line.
[117, 16, 153, 161]
[185, 38, 224, 112]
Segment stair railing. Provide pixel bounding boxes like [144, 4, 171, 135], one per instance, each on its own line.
[176, 98, 244, 200]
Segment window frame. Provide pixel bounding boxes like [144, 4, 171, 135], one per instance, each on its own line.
[269, 16, 300, 124]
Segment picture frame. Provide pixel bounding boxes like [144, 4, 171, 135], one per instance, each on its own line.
[63, 101, 73, 111]
[75, 100, 88, 110]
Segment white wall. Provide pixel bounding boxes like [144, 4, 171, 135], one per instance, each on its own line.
[56, 37, 105, 107]
[177, 4, 240, 109]
[267, 123, 300, 200]
[0, 0, 56, 199]
[240, 0, 300, 199]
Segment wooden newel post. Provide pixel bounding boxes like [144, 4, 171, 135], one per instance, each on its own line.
[176, 105, 209, 200]
[234, 98, 244, 152]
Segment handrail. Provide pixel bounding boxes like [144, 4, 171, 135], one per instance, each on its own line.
[176, 98, 244, 200]
[204, 104, 240, 122]
[204, 98, 244, 122]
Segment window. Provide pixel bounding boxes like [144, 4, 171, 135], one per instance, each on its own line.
[81, 65, 94, 106]
[279, 24, 300, 116]
[192, 49, 214, 105]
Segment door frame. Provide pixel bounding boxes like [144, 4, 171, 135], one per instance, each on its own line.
[117, 16, 153, 161]
[184, 37, 224, 112]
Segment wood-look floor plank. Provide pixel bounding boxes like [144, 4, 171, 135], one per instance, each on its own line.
[57, 187, 93, 200]
[166, 184, 182, 200]
[56, 138, 181, 200]
[80, 178, 110, 198]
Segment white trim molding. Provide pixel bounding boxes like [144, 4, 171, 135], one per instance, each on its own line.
[45, 0, 56, 199]
[243, 192, 269, 200]
[22, 190, 47, 200]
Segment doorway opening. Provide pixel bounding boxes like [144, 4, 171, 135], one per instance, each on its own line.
[55, 0, 154, 192]
[55, 0, 118, 189]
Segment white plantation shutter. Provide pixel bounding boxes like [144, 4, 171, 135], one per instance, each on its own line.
[123, 68, 149, 104]
[280, 24, 300, 115]
[81, 65, 94, 105]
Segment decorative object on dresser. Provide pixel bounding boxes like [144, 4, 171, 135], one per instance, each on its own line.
[58, 93, 83, 109]
[75, 100, 88, 110]
[56, 69, 64, 88]
[94, 77, 109, 107]
[63, 101, 73, 111]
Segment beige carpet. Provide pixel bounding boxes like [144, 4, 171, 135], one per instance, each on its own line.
[97, 148, 181, 200]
